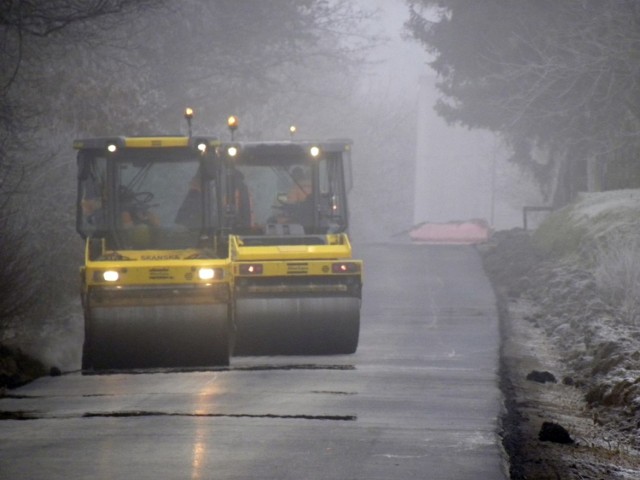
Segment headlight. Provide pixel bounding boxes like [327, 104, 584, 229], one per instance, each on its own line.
[227, 146, 238, 157]
[103, 270, 119, 282]
[310, 146, 320, 158]
[198, 268, 215, 280]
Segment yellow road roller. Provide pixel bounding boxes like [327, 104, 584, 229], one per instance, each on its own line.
[74, 134, 232, 370]
[215, 138, 363, 355]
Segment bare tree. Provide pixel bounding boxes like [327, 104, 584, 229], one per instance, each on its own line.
[0, 0, 166, 329]
[0, 0, 379, 332]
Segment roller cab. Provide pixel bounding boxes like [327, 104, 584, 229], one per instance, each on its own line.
[217, 140, 362, 355]
[75, 135, 232, 370]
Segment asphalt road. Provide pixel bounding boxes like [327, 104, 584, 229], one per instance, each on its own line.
[0, 244, 507, 479]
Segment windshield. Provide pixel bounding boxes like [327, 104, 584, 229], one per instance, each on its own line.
[77, 148, 218, 250]
[225, 154, 348, 235]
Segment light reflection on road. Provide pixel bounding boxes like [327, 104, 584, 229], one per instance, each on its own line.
[191, 373, 224, 479]
[191, 427, 207, 480]
[97, 435, 115, 480]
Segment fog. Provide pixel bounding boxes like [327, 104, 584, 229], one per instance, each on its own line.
[1, 0, 549, 351]
[349, 1, 536, 240]
[413, 74, 536, 230]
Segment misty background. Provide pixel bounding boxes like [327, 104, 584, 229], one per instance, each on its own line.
[5, 0, 638, 361]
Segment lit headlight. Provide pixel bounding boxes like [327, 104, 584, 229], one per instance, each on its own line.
[103, 270, 119, 282]
[198, 268, 215, 280]
[197, 142, 207, 153]
[310, 146, 320, 157]
[227, 146, 238, 157]
[107, 144, 117, 153]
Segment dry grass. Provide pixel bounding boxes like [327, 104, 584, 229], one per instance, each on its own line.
[592, 233, 640, 326]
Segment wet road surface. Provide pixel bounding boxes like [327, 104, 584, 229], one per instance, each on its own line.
[0, 244, 507, 479]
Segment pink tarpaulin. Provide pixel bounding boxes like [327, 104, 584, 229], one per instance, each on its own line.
[409, 220, 491, 245]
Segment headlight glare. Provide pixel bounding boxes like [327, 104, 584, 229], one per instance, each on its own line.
[198, 267, 215, 280]
[103, 270, 119, 282]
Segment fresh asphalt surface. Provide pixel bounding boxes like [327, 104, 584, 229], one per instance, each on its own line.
[0, 244, 507, 479]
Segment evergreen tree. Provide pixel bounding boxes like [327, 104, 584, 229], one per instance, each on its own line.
[406, 0, 640, 203]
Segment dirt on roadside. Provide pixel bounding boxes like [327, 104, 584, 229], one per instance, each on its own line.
[0, 343, 48, 392]
[480, 230, 640, 480]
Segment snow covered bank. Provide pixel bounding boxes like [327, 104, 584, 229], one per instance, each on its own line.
[528, 190, 640, 432]
[482, 190, 640, 478]
[534, 189, 640, 256]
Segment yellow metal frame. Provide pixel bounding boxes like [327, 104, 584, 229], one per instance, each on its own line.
[229, 233, 354, 262]
[83, 242, 231, 289]
[229, 233, 362, 279]
[73, 136, 221, 150]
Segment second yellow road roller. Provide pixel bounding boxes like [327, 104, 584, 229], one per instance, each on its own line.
[215, 133, 363, 355]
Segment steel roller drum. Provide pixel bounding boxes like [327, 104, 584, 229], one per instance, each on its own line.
[83, 304, 230, 370]
[234, 296, 360, 355]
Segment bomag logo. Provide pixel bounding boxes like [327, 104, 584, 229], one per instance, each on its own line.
[140, 254, 181, 260]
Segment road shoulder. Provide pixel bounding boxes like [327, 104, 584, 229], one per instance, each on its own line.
[481, 231, 640, 479]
